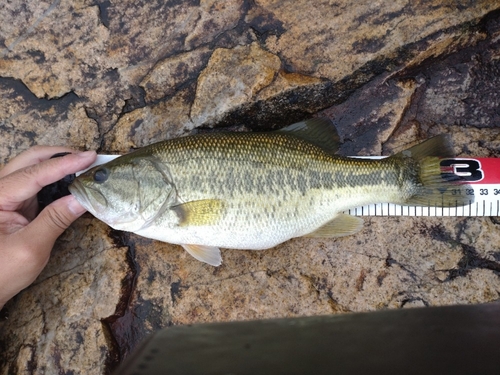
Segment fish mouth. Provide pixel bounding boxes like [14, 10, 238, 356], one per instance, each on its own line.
[69, 179, 104, 213]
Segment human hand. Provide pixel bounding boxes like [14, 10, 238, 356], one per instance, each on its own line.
[0, 146, 96, 309]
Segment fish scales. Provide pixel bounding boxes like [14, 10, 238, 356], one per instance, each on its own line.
[81, 133, 409, 243]
[70, 118, 473, 266]
[150, 132, 405, 195]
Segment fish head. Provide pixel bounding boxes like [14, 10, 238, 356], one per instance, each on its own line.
[69, 156, 176, 231]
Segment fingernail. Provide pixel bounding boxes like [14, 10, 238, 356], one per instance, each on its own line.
[76, 151, 97, 162]
[67, 196, 87, 216]
[77, 150, 96, 159]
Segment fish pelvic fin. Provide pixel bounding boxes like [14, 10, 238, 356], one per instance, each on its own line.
[304, 214, 364, 238]
[181, 244, 222, 266]
[392, 135, 474, 207]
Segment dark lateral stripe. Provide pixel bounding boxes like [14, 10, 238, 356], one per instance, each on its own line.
[328, 170, 400, 189]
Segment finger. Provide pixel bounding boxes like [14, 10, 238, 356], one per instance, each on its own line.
[17, 195, 87, 251]
[0, 151, 96, 209]
[0, 196, 86, 308]
[0, 145, 78, 178]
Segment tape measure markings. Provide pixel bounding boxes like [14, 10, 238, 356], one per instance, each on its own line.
[348, 158, 499, 217]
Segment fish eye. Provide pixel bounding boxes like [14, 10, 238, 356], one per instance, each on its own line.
[93, 167, 109, 183]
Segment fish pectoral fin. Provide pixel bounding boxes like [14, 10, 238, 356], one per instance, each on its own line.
[304, 214, 364, 238]
[277, 117, 340, 155]
[172, 199, 224, 226]
[181, 244, 222, 266]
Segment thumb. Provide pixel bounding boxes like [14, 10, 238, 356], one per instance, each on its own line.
[26, 195, 87, 249]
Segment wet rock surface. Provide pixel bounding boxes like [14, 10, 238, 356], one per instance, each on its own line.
[1, 1, 500, 374]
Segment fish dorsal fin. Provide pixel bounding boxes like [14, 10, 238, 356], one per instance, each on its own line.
[304, 214, 364, 238]
[171, 199, 224, 226]
[181, 244, 222, 266]
[277, 117, 340, 155]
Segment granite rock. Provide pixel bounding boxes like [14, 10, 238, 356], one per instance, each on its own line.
[1, 1, 500, 374]
[0, 218, 130, 374]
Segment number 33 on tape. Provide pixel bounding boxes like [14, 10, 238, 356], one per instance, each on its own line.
[348, 158, 500, 217]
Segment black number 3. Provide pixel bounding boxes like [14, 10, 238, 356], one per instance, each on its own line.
[440, 159, 484, 182]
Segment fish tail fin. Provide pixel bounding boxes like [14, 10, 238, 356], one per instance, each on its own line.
[392, 135, 474, 207]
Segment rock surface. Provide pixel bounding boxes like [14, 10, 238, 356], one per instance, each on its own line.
[1, 1, 500, 374]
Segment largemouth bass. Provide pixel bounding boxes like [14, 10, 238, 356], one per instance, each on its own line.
[69, 118, 472, 266]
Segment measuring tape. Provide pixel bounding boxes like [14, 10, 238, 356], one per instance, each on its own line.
[80, 156, 499, 217]
[347, 158, 499, 217]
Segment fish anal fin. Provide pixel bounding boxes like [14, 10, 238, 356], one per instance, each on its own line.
[305, 214, 364, 238]
[181, 244, 222, 266]
[277, 117, 340, 155]
[172, 199, 224, 226]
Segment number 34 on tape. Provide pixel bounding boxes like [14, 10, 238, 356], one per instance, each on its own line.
[348, 158, 500, 217]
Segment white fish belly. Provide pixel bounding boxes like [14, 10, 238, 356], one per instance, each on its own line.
[136, 224, 290, 250]
[134, 187, 388, 249]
